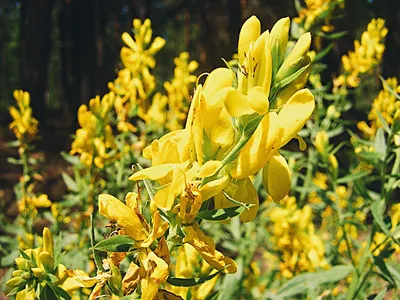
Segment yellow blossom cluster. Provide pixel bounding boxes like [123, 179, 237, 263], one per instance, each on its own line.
[9, 90, 38, 143]
[334, 18, 388, 89]
[294, 0, 344, 32]
[267, 197, 329, 278]
[371, 203, 400, 256]
[141, 52, 198, 131]
[358, 77, 400, 142]
[108, 18, 165, 131]
[6, 228, 72, 299]
[164, 52, 199, 131]
[67, 15, 316, 299]
[167, 243, 220, 299]
[70, 93, 117, 168]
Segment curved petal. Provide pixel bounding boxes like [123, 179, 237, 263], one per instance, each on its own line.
[238, 16, 261, 64]
[183, 223, 237, 274]
[224, 88, 254, 117]
[262, 154, 291, 202]
[248, 86, 269, 115]
[231, 112, 280, 178]
[98, 194, 147, 241]
[278, 89, 315, 148]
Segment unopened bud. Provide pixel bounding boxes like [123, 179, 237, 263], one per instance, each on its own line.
[42, 227, 54, 258]
[270, 17, 290, 77]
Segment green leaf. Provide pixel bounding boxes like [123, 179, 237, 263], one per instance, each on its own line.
[90, 214, 104, 271]
[197, 206, 246, 221]
[60, 151, 81, 165]
[6, 157, 22, 165]
[276, 265, 353, 297]
[371, 200, 392, 237]
[374, 128, 387, 158]
[93, 235, 135, 252]
[371, 288, 387, 300]
[48, 283, 72, 300]
[337, 170, 371, 184]
[167, 268, 224, 287]
[40, 284, 59, 300]
[316, 30, 347, 39]
[222, 190, 254, 209]
[62, 172, 78, 192]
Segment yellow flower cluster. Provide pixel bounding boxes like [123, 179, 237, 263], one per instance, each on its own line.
[141, 52, 198, 131]
[267, 197, 329, 278]
[358, 77, 400, 140]
[6, 228, 70, 299]
[294, 0, 344, 32]
[71, 16, 315, 298]
[70, 93, 117, 168]
[164, 52, 199, 131]
[168, 244, 219, 299]
[109, 18, 165, 130]
[334, 18, 388, 89]
[371, 203, 400, 256]
[9, 90, 38, 143]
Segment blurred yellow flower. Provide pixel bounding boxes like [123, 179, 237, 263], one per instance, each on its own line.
[9, 90, 38, 142]
[334, 18, 388, 89]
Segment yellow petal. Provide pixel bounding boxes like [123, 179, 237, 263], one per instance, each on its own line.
[98, 194, 147, 241]
[231, 112, 281, 178]
[278, 89, 315, 147]
[129, 161, 190, 181]
[199, 160, 223, 177]
[199, 175, 230, 201]
[224, 88, 254, 117]
[262, 154, 291, 202]
[248, 86, 269, 115]
[210, 107, 235, 154]
[183, 222, 237, 274]
[203, 68, 234, 100]
[238, 16, 261, 64]
[270, 17, 290, 74]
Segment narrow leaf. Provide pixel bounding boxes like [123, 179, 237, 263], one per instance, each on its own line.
[93, 235, 135, 252]
[167, 269, 224, 287]
[197, 206, 246, 221]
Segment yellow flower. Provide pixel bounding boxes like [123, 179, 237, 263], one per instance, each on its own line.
[294, 0, 344, 32]
[335, 18, 387, 89]
[9, 90, 38, 142]
[266, 197, 329, 277]
[70, 93, 117, 168]
[7, 228, 69, 297]
[183, 222, 237, 274]
[98, 193, 169, 246]
[358, 77, 400, 138]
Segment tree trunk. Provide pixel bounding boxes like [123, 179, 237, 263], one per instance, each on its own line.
[20, 0, 53, 128]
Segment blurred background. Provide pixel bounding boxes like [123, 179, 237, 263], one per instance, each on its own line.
[0, 0, 399, 146]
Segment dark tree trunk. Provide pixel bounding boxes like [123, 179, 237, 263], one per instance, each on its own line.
[20, 0, 53, 128]
[59, 0, 100, 126]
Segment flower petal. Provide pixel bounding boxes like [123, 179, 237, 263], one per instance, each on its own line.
[183, 222, 237, 274]
[224, 88, 254, 117]
[238, 16, 261, 64]
[278, 89, 315, 148]
[248, 86, 269, 115]
[98, 194, 147, 240]
[262, 154, 291, 202]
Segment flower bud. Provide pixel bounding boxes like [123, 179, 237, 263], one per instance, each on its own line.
[315, 131, 329, 154]
[275, 32, 311, 84]
[270, 17, 290, 77]
[42, 227, 54, 258]
[6, 276, 24, 288]
[31, 267, 45, 278]
[262, 155, 291, 202]
[38, 251, 54, 272]
[238, 16, 261, 64]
